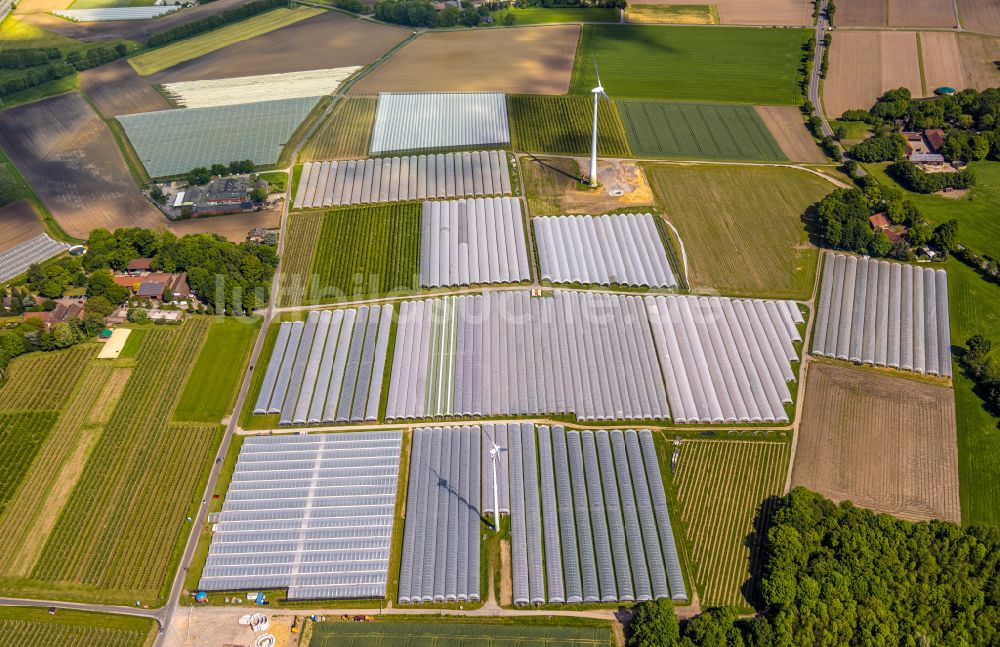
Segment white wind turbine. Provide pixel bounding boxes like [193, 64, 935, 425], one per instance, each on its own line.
[589, 61, 610, 188]
[485, 427, 506, 532]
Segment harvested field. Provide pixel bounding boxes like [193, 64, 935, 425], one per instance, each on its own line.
[823, 31, 922, 117]
[793, 362, 960, 523]
[300, 97, 376, 161]
[80, 60, 168, 117]
[619, 100, 784, 161]
[888, 0, 956, 27]
[169, 210, 280, 242]
[351, 26, 579, 95]
[673, 440, 789, 608]
[755, 105, 826, 163]
[646, 164, 831, 298]
[0, 93, 164, 240]
[0, 201, 44, 253]
[922, 33, 1000, 93]
[715, 0, 812, 25]
[837, 0, 887, 26]
[152, 11, 409, 83]
[129, 7, 324, 76]
[571, 25, 810, 104]
[624, 4, 719, 24]
[959, 0, 1000, 35]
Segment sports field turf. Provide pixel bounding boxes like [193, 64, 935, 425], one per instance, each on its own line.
[174, 318, 260, 423]
[301, 97, 377, 162]
[309, 620, 616, 647]
[619, 100, 785, 161]
[625, 4, 719, 24]
[0, 607, 153, 647]
[282, 203, 421, 306]
[128, 7, 324, 76]
[646, 164, 833, 298]
[508, 94, 631, 157]
[570, 25, 810, 104]
[489, 6, 620, 24]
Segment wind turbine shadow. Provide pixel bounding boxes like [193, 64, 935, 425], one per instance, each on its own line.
[428, 466, 489, 526]
[519, 150, 586, 184]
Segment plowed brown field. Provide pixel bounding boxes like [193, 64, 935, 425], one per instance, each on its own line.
[81, 60, 169, 117]
[824, 31, 922, 117]
[755, 106, 826, 163]
[889, 0, 957, 27]
[635, 0, 812, 25]
[920, 32, 1000, 93]
[792, 362, 960, 523]
[0, 201, 44, 252]
[350, 26, 580, 95]
[959, 0, 1000, 35]
[151, 11, 409, 83]
[170, 210, 280, 242]
[837, 0, 887, 26]
[0, 93, 164, 240]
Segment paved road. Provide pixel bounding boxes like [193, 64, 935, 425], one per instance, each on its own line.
[0, 597, 164, 620]
[809, 0, 834, 139]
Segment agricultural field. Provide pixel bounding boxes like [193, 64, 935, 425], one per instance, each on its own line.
[835, 0, 957, 27]
[959, 0, 1000, 35]
[309, 620, 616, 647]
[713, 0, 812, 25]
[619, 100, 785, 161]
[173, 318, 260, 423]
[169, 210, 280, 242]
[624, 4, 719, 24]
[0, 319, 225, 604]
[823, 31, 923, 117]
[646, 164, 832, 298]
[920, 33, 1000, 93]
[837, 0, 887, 25]
[947, 260, 1000, 527]
[0, 607, 153, 647]
[0, 92, 164, 240]
[150, 10, 409, 84]
[508, 95, 631, 157]
[281, 204, 420, 306]
[671, 440, 790, 609]
[80, 60, 169, 117]
[0, 202, 45, 254]
[162, 67, 360, 109]
[490, 6, 619, 23]
[118, 96, 321, 178]
[128, 7, 324, 76]
[521, 156, 657, 216]
[0, 412, 59, 511]
[793, 362, 960, 523]
[754, 105, 827, 163]
[888, 0, 957, 27]
[300, 97, 378, 162]
[570, 25, 810, 104]
[351, 26, 580, 95]
[0, 346, 96, 411]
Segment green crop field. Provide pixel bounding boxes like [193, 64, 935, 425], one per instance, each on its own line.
[620, 100, 785, 161]
[128, 7, 324, 76]
[671, 440, 790, 609]
[0, 345, 95, 411]
[490, 7, 620, 24]
[646, 164, 833, 299]
[282, 204, 421, 306]
[174, 318, 260, 423]
[0, 607, 153, 647]
[508, 95, 631, 157]
[570, 25, 810, 104]
[309, 620, 616, 647]
[301, 97, 377, 162]
[0, 318, 225, 605]
[0, 412, 58, 511]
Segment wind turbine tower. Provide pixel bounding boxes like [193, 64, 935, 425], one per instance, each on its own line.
[485, 429, 505, 532]
[590, 63, 610, 188]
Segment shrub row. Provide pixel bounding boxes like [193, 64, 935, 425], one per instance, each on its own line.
[146, 0, 287, 47]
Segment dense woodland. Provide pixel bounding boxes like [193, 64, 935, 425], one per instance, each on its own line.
[83, 228, 278, 312]
[962, 335, 1000, 416]
[0, 43, 127, 98]
[628, 488, 1000, 647]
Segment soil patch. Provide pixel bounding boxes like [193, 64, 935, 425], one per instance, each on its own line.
[0, 93, 164, 240]
[824, 31, 922, 117]
[793, 361, 961, 523]
[499, 539, 512, 606]
[755, 105, 827, 163]
[0, 200, 45, 252]
[152, 11, 409, 83]
[81, 59, 169, 117]
[351, 25, 580, 95]
[958, 0, 1000, 35]
[888, 0, 957, 27]
[837, 0, 887, 26]
[170, 210, 280, 242]
[521, 156, 655, 216]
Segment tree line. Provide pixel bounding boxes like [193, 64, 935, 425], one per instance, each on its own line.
[146, 0, 288, 47]
[0, 43, 128, 99]
[627, 488, 1000, 646]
